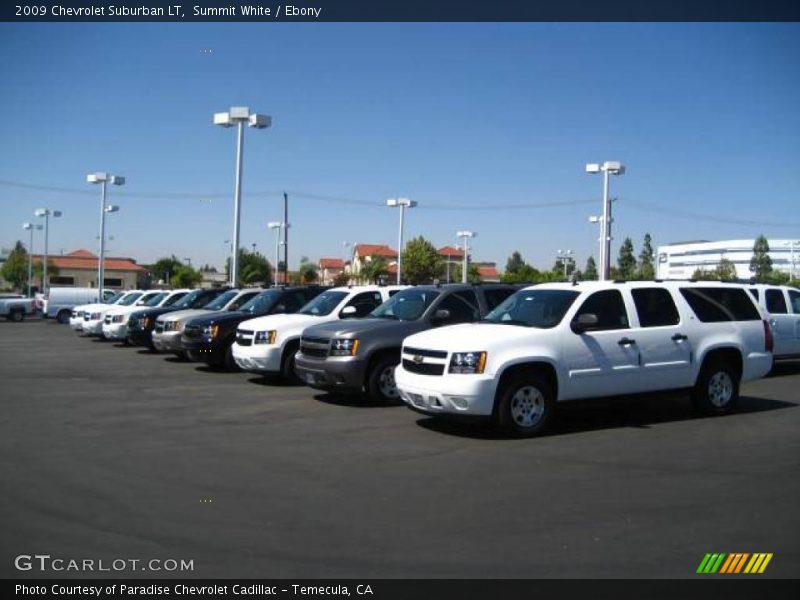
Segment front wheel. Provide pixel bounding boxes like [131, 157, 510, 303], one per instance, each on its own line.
[9, 310, 24, 322]
[691, 360, 740, 414]
[56, 310, 70, 324]
[281, 341, 301, 383]
[366, 357, 401, 404]
[495, 374, 555, 437]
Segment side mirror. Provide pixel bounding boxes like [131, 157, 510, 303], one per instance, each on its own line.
[340, 305, 358, 318]
[571, 313, 599, 334]
[431, 308, 451, 323]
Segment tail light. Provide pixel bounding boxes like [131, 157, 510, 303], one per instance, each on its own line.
[763, 320, 774, 353]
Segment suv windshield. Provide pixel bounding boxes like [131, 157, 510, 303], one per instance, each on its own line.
[171, 290, 202, 309]
[484, 289, 580, 328]
[143, 292, 167, 307]
[371, 289, 440, 321]
[203, 290, 238, 311]
[105, 292, 125, 304]
[239, 290, 283, 314]
[299, 291, 348, 316]
[118, 292, 144, 306]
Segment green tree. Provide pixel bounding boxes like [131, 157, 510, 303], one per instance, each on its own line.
[617, 237, 637, 280]
[401, 236, 444, 284]
[716, 258, 737, 281]
[583, 256, 598, 281]
[749, 235, 773, 283]
[152, 256, 184, 283]
[298, 257, 318, 284]
[225, 249, 272, 286]
[170, 265, 202, 288]
[1, 241, 29, 292]
[360, 257, 389, 284]
[637, 233, 655, 280]
[452, 263, 482, 284]
[332, 271, 350, 286]
[505, 251, 525, 278]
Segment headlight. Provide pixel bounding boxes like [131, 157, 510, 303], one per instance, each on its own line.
[164, 321, 182, 332]
[449, 351, 487, 374]
[254, 330, 277, 344]
[203, 324, 220, 339]
[113, 315, 125, 323]
[329, 338, 359, 356]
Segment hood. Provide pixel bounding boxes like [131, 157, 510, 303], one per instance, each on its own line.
[105, 305, 144, 317]
[303, 317, 414, 339]
[402, 322, 535, 352]
[74, 302, 110, 312]
[157, 308, 209, 324]
[185, 310, 247, 328]
[238, 312, 322, 332]
[130, 306, 178, 319]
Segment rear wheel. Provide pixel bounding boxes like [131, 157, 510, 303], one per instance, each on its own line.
[495, 373, 555, 437]
[366, 357, 401, 403]
[56, 310, 70, 324]
[9, 309, 24, 322]
[691, 359, 740, 414]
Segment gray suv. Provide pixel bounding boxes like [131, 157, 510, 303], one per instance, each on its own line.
[295, 284, 519, 402]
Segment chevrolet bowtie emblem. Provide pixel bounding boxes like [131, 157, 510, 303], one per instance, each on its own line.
[412, 355, 424, 363]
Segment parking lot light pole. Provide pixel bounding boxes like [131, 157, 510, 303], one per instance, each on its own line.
[783, 240, 800, 282]
[268, 222, 287, 286]
[457, 230, 476, 283]
[556, 249, 575, 279]
[214, 107, 271, 287]
[87, 172, 124, 291]
[34, 208, 62, 295]
[586, 161, 625, 281]
[385, 198, 417, 284]
[22, 222, 42, 297]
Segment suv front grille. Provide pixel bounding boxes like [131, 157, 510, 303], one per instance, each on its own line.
[236, 329, 254, 346]
[104, 315, 112, 324]
[403, 346, 448, 359]
[402, 359, 445, 376]
[300, 336, 330, 358]
[154, 323, 164, 333]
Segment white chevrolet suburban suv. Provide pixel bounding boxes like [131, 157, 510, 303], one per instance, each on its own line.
[747, 284, 800, 359]
[233, 285, 406, 381]
[395, 281, 774, 436]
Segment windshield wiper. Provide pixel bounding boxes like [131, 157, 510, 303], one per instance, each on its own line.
[484, 319, 530, 327]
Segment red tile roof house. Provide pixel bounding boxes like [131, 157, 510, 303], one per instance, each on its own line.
[318, 258, 347, 285]
[349, 244, 398, 283]
[31, 249, 147, 290]
[438, 246, 466, 283]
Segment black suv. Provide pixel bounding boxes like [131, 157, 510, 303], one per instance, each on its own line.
[127, 288, 231, 349]
[181, 286, 327, 370]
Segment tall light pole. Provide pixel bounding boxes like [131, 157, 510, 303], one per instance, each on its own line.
[34, 208, 62, 295]
[457, 230, 477, 283]
[556, 249, 575, 280]
[268, 222, 288, 286]
[386, 198, 417, 284]
[87, 172, 124, 290]
[213, 107, 271, 287]
[783, 240, 800, 282]
[586, 161, 625, 281]
[22, 222, 42, 297]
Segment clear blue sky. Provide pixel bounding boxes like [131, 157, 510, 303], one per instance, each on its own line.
[1, 23, 798, 272]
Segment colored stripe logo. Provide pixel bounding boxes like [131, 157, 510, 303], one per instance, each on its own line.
[697, 553, 773, 574]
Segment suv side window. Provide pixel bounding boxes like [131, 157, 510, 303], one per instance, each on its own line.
[437, 290, 481, 323]
[574, 289, 629, 331]
[483, 287, 516, 311]
[631, 288, 680, 327]
[282, 291, 308, 313]
[345, 292, 383, 317]
[748, 288, 760, 301]
[679, 287, 760, 322]
[765, 289, 788, 314]
[789, 290, 800, 314]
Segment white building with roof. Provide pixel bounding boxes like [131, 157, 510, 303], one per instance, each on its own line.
[656, 239, 799, 280]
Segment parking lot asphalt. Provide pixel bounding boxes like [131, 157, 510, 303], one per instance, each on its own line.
[1, 318, 798, 579]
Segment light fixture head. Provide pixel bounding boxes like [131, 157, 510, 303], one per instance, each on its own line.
[213, 112, 233, 127]
[603, 161, 625, 174]
[457, 230, 476, 238]
[34, 209, 48, 217]
[249, 113, 271, 129]
[268, 221, 282, 229]
[110, 175, 125, 186]
[87, 172, 109, 183]
[52, 210, 62, 218]
[229, 106, 250, 120]
[22, 222, 32, 230]
[105, 205, 120, 213]
[585, 163, 601, 174]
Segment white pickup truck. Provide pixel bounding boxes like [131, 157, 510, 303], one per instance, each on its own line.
[0, 295, 37, 321]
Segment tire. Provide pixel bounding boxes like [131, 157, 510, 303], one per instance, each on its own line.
[691, 359, 740, 414]
[56, 310, 70, 324]
[9, 310, 24, 322]
[366, 356, 401, 403]
[222, 342, 239, 371]
[174, 350, 188, 361]
[281, 340, 301, 383]
[495, 373, 555, 437]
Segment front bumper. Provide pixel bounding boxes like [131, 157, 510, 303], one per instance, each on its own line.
[152, 330, 183, 352]
[69, 317, 84, 331]
[102, 321, 128, 340]
[294, 354, 367, 392]
[394, 367, 497, 417]
[82, 319, 104, 335]
[231, 342, 282, 373]
[127, 326, 154, 346]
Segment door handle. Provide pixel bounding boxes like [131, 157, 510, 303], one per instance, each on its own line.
[671, 333, 688, 342]
[618, 337, 636, 346]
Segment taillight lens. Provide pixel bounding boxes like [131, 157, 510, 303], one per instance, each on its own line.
[763, 320, 774, 353]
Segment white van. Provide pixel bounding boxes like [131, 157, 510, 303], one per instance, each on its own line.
[44, 287, 115, 323]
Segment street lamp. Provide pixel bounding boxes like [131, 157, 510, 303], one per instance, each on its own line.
[386, 198, 417, 284]
[268, 222, 288, 286]
[214, 106, 271, 287]
[87, 172, 124, 290]
[782, 240, 800, 282]
[456, 230, 477, 283]
[586, 161, 625, 281]
[556, 249, 575, 280]
[21, 222, 42, 297]
[34, 208, 62, 295]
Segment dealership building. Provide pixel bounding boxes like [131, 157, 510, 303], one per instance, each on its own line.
[656, 239, 799, 280]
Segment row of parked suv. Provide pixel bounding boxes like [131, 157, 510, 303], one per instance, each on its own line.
[64, 280, 798, 436]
